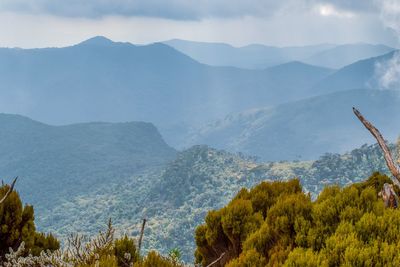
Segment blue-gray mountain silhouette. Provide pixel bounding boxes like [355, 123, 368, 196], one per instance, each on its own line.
[0, 36, 332, 146]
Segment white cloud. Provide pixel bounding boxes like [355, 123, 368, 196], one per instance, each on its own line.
[0, 0, 378, 20]
[0, 10, 394, 49]
[373, 0, 400, 90]
[0, 0, 396, 48]
[315, 4, 355, 18]
[375, 52, 400, 90]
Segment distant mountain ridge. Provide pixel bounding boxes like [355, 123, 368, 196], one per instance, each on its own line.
[164, 39, 394, 69]
[0, 36, 333, 147]
[186, 89, 400, 161]
[303, 43, 394, 69]
[313, 51, 397, 93]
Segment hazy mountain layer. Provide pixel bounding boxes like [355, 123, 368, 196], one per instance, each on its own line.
[0, 113, 176, 216]
[303, 43, 394, 69]
[164, 39, 335, 69]
[0, 37, 333, 147]
[312, 51, 397, 93]
[164, 39, 393, 69]
[186, 89, 400, 161]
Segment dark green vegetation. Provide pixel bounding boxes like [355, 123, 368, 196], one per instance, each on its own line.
[0, 114, 176, 234]
[0, 185, 183, 267]
[0, 184, 59, 259]
[195, 172, 400, 266]
[188, 89, 400, 160]
[42, 142, 393, 262]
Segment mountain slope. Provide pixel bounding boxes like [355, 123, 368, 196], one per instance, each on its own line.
[303, 43, 394, 69]
[186, 89, 400, 161]
[0, 114, 176, 212]
[312, 51, 397, 93]
[0, 37, 332, 146]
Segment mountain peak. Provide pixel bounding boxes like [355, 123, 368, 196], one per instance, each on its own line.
[78, 36, 115, 46]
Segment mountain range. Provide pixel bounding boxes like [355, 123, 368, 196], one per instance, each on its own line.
[186, 89, 400, 161]
[0, 36, 399, 262]
[164, 39, 394, 69]
[0, 36, 398, 160]
[0, 36, 339, 147]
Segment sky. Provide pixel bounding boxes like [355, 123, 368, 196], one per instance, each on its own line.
[0, 0, 398, 48]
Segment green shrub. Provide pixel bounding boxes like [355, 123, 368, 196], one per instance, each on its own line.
[195, 173, 400, 266]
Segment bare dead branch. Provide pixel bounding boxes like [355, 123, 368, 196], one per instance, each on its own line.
[0, 177, 18, 204]
[206, 252, 226, 267]
[138, 218, 147, 255]
[353, 107, 400, 187]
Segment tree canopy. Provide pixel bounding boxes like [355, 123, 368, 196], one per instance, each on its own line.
[195, 172, 400, 266]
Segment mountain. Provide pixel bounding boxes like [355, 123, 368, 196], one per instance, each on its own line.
[303, 43, 394, 69]
[185, 89, 400, 161]
[164, 39, 335, 69]
[164, 39, 394, 70]
[0, 113, 176, 214]
[0, 37, 332, 147]
[312, 51, 397, 93]
[42, 143, 394, 262]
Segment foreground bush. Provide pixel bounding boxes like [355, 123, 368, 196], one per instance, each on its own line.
[0, 183, 183, 267]
[0, 183, 60, 260]
[2, 219, 185, 267]
[195, 172, 400, 266]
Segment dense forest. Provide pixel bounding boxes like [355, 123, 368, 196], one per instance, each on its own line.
[3, 169, 400, 266]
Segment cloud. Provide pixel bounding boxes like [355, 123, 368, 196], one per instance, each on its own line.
[0, 0, 396, 49]
[373, 0, 400, 90]
[0, 0, 292, 20]
[318, 0, 376, 13]
[375, 54, 400, 90]
[0, 0, 378, 20]
[315, 4, 356, 18]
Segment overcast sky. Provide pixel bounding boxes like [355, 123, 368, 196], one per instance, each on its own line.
[0, 0, 398, 48]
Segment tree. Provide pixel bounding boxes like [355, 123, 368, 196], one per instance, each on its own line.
[195, 173, 400, 266]
[0, 182, 60, 258]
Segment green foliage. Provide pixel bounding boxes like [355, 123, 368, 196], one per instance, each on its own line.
[114, 235, 139, 266]
[227, 249, 266, 267]
[195, 172, 400, 266]
[36, 143, 392, 262]
[31, 233, 60, 256]
[195, 179, 302, 266]
[0, 184, 59, 258]
[134, 251, 180, 267]
[168, 247, 182, 265]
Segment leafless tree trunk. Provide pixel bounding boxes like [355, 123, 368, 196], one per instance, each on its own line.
[353, 107, 400, 187]
[138, 218, 147, 255]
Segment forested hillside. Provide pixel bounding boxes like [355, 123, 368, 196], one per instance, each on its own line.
[0, 114, 176, 216]
[40, 143, 394, 262]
